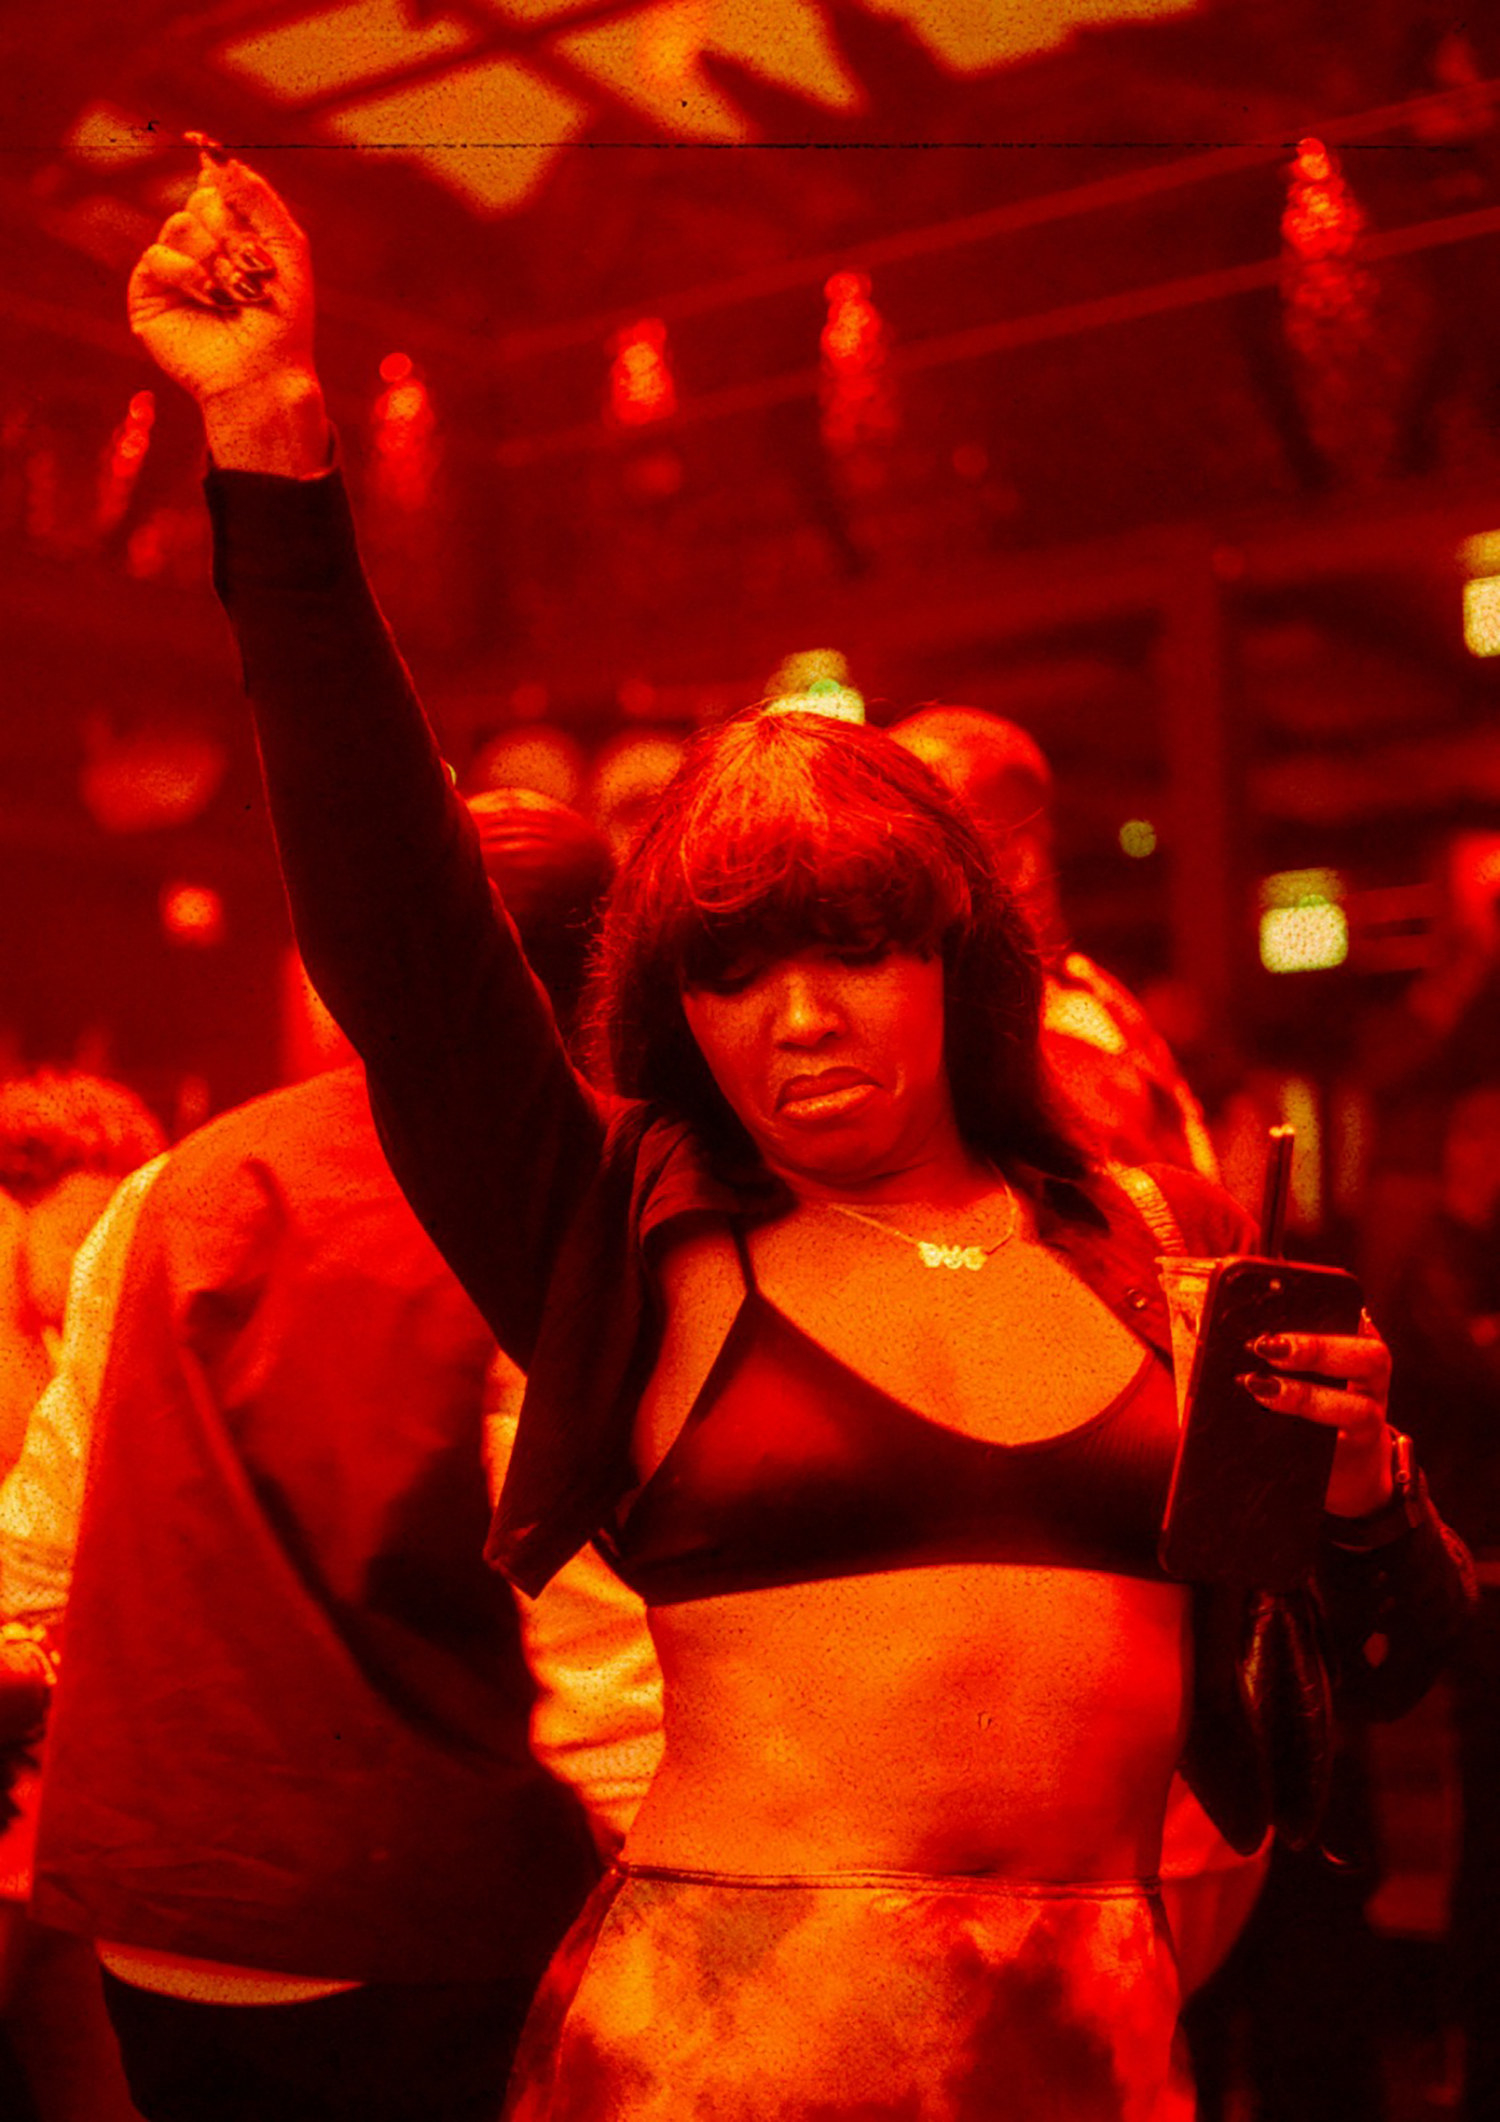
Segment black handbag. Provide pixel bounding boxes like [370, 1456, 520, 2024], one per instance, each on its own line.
[1181, 1580, 1333, 1855]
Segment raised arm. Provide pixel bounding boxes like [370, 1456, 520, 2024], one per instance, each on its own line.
[128, 150, 605, 1361]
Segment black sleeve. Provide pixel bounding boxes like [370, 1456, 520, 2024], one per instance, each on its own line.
[207, 465, 605, 1366]
[1316, 1490, 1478, 1722]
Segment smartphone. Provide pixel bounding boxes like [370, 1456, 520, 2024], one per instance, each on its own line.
[1157, 1255, 1364, 1590]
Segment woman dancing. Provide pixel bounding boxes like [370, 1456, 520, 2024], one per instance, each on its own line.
[127, 151, 1472, 2119]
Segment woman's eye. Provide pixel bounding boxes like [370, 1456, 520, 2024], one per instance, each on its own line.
[696, 963, 761, 996]
[833, 942, 890, 968]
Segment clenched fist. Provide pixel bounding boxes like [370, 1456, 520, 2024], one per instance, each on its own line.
[128, 145, 328, 474]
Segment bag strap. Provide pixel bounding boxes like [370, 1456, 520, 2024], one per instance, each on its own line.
[1107, 1163, 1186, 1256]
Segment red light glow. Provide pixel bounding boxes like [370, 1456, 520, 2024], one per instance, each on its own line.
[820, 271, 898, 456]
[1282, 138, 1366, 275]
[1279, 136, 1390, 474]
[370, 364, 438, 510]
[378, 382, 430, 429]
[96, 388, 156, 535]
[608, 319, 677, 429]
[160, 882, 226, 947]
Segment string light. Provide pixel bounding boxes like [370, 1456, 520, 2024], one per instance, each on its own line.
[608, 319, 676, 429]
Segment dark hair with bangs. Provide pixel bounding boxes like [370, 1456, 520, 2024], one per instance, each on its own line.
[589, 708, 1086, 1180]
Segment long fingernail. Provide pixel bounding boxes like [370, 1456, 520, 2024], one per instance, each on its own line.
[186, 130, 230, 167]
[1253, 1335, 1291, 1361]
[206, 284, 238, 310]
[224, 272, 270, 304]
[1240, 1372, 1281, 1401]
[234, 242, 274, 276]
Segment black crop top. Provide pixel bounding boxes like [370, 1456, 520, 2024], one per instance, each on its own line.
[600, 1254, 1179, 1606]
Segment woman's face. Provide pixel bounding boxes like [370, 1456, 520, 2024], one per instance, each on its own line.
[681, 945, 956, 1191]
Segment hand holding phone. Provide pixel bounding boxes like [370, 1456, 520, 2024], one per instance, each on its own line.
[1158, 1254, 1365, 1588]
[1244, 1121, 1394, 1521]
[1239, 1311, 1394, 1522]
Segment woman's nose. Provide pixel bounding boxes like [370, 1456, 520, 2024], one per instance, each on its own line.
[773, 967, 842, 1044]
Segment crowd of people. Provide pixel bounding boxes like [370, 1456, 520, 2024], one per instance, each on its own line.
[0, 145, 1490, 2121]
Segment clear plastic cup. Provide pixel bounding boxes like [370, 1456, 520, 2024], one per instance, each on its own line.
[1155, 1257, 1219, 1429]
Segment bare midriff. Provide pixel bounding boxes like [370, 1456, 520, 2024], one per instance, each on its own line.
[622, 1206, 1190, 1882]
[622, 1561, 1191, 1881]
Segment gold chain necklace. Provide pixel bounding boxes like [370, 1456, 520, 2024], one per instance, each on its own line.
[823, 1182, 1018, 1272]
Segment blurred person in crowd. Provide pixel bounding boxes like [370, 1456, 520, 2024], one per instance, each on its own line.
[468, 725, 586, 812]
[115, 149, 1474, 2120]
[0, 1071, 163, 2122]
[1172, 881, 1500, 2120]
[889, 705, 1221, 1181]
[585, 729, 686, 863]
[1385, 1080, 1500, 2122]
[1354, 833, 1500, 1312]
[0, 1073, 164, 1478]
[6, 790, 661, 2122]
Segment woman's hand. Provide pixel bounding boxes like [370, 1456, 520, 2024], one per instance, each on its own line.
[127, 145, 328, 474]
[1240, 1313, 1394, 1518]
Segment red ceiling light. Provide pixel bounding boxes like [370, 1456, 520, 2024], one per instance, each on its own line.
[1279, 136, 1392, 475]
[820, 270, 898, 457]
[1281, 137, 1364, 268]
[370, 358, 438, 510]
[607, 319, 677, 429]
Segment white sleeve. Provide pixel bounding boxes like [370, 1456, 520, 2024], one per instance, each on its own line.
[0, 1156, 166, 1624]
[484, 1354, 664, 1852]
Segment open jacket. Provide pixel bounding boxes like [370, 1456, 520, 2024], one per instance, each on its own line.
[209, 464, 1474, 1852]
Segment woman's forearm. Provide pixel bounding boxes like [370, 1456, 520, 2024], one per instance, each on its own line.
[129, 150, 608, 1357]
[209, 464, 605, 1361]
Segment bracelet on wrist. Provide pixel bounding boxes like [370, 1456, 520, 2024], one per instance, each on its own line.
[1324, 1431, 1426, 1552]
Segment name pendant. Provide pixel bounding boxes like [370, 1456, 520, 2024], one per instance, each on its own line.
[917, 1241, 988, 1272]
